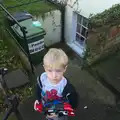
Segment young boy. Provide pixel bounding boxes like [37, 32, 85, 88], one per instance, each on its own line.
[34, 48, 78, 120]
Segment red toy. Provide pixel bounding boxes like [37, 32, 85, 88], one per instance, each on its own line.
[34, 100, 75, 116]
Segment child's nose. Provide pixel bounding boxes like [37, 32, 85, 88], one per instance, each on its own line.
[52, 71, 57, 78]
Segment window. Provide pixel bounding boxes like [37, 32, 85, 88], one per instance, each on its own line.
[75, 14, 88, 46]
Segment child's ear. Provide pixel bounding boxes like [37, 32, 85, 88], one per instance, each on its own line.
[65, 65, 68, 69]
[43, 65, 46, 71]
[64, 65, 68, 72]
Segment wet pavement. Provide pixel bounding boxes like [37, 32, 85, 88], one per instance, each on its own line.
[18, 94, 119, 120]
[17, 43, 120, 120]
[91, 52, 120, 94]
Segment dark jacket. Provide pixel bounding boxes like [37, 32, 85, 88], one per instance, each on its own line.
[36, 76, 78, 109]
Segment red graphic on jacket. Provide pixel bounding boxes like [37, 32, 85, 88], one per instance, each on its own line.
[44, 89, 61, 101]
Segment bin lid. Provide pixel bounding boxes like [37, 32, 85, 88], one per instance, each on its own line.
[7, 11, 33, 25]
[11, 18, 46, 38]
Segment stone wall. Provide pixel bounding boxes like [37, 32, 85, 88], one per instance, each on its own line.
[86, 25, 120, 65]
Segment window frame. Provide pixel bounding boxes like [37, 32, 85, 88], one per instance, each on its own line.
[75, 14, 88, 47]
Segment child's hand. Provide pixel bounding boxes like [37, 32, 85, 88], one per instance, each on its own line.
[46, 113, 58, 119]
[63, 102, 75, 116]
[63, 102, 73, 111]
[34, 100, 43, 112]
[34, 100, 39, 111]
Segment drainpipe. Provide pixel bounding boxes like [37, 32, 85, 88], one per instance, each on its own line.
[60, 6, 65, 43]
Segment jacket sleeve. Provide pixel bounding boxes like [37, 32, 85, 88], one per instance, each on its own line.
[35, 76, 42, 102]
[36, 83, 42, 102]
[62, 82, 79, 109]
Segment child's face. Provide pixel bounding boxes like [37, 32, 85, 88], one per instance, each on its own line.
[44, 65, 67, 84]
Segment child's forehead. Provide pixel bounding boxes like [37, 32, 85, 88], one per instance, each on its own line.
[44, 63, 65, 69]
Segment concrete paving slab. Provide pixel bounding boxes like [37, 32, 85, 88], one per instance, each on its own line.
[19, 96, 108, 120]
[65, 65, 116, 105]
[93, 52, 120, 93]
[4, 69, 29, 89]
[18, 91, 119, 120]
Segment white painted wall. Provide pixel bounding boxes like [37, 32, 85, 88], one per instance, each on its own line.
[38, 10, 61, 47]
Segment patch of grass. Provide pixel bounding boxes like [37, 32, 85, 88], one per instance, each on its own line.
[3, 0, 58, 15]
[0, 39, 23, 71]
[0, 0, 58, 35]
[4, 0, 20, 7]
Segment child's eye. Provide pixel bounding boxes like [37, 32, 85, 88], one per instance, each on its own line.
[48, 69, 52, 72]
[56, 69, 63, 72]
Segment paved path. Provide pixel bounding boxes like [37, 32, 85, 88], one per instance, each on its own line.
[92, 52, 120, 94]
[18, 62, 119, 120]
[18, 43, 119, 120]
[1, 43, 119, 120]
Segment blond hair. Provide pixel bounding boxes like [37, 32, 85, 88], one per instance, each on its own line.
[43, 48, 68, 69]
